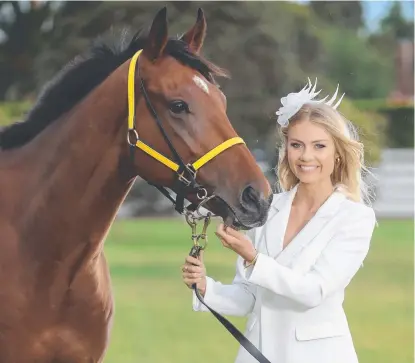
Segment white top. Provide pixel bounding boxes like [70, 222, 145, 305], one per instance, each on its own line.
[192, 184, 377, 363]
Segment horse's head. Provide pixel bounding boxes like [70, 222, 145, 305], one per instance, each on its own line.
[127, 8, 272, 229]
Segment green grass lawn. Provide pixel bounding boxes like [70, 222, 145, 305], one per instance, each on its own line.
[103, 218, 413, 363]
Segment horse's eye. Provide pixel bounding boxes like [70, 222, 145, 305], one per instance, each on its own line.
[169, 100, 189, 114]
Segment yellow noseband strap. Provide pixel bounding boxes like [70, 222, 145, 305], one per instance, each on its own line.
[127, 50, 245, 173]
[191, 137, 245, 171]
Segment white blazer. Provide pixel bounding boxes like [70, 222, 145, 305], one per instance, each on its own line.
[193, 185, 377, 363]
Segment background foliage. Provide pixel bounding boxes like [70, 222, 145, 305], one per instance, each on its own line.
[1, 1, 413, 163]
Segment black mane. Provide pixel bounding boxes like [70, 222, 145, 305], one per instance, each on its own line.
[0, 28, 226, 150]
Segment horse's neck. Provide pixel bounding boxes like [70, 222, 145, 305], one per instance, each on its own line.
[12, 65, 134, 258]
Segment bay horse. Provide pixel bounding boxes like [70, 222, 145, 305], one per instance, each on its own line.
[0, 7, 273, 363]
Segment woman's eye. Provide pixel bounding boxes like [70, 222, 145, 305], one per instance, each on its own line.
[290, 142, 301, 148]
[169, 100, 189, 114]
[315, 144, 326, 149]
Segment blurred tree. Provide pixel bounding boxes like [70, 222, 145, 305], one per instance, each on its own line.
[0, 0, 53, 99]
[380, 1, 414, 39]
[369, 1, 414, 58]
[309, 1, 414, 100]
[319, 26, 394, 99]
[309, 1, 363, 31]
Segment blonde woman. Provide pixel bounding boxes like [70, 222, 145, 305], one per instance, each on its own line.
[181, 79, 377, 363]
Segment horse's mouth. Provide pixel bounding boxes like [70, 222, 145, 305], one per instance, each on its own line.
[224, 216, 246, 231]
[202, 196, 257, 231]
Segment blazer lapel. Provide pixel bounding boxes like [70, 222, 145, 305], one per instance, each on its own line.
[261, 185, 298, 258]
[275, 190, 346, 266]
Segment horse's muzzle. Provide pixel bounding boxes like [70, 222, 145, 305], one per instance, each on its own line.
[204, 190, 273, 230]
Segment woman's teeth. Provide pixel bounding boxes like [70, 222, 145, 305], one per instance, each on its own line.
[299, 165, 318, 171]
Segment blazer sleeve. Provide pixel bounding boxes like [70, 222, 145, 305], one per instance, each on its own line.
[192, 229, 257, 317]
[243, 206, 376, 309]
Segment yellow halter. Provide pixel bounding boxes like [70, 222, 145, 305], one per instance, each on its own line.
[127, 50, 245, 175]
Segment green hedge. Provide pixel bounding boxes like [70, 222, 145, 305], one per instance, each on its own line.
[336, 98, 387, 165]
[355, 99, 414, 148]
[380, 105, 413, 148]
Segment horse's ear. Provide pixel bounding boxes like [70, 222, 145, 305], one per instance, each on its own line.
[143, 7, 168, 61]
[181, 8, 207, 54]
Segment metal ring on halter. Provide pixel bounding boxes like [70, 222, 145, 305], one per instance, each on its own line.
[197, 188, 208, 200]
[127, 129, 139, 146]
[194, 195, 217, 218]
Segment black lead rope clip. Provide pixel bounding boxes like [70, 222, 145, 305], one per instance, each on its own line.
[189, 244, 203, 259]
[186, 213, 210, 287]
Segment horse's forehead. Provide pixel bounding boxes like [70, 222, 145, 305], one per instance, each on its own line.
[192, 75, 209, 94]
[166, 64, 210, 95]
[153, 59, 208, 90]
[152, 58, 219, 101]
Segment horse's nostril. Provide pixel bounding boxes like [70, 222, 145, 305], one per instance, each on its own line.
[237, 185, 272, 227]
[241, 185, 261, 213]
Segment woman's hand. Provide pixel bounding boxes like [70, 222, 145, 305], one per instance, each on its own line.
[182, 250, 207, 296]
[215, 223, 257, 263]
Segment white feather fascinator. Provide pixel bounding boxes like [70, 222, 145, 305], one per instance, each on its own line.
[275, 78, 345, 127]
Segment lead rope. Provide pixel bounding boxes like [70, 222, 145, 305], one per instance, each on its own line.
[186, 215, 271, 363]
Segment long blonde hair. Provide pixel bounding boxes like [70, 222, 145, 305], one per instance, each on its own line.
[276, 103, 374, 205]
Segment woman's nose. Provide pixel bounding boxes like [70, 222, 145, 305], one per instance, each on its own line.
[300, 147, 313, 161]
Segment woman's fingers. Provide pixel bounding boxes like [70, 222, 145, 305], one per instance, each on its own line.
[183, 277, 200, 284]
[215, 231, 238, 248]
[182, 264, 203, 274]
[224, 226, 244, 238]
[219, 238, 231, 248]
[183, 277, 203, 288]
[185, 255, 201, 266]
[182, 272, 202, 280]
[198, 249, 204, 262]
[182, 250, 207, 290]
[215, 225, 230, 247]
[215, 223, 241, 245]
[215, 223, 227, 237]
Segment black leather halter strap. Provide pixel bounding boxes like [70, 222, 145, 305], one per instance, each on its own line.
[130, 77, 204, 214]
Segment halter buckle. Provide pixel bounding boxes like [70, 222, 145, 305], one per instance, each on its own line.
[178, 164, 197, 186]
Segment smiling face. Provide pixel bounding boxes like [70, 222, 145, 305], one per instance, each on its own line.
[286, 118, 337, 186]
